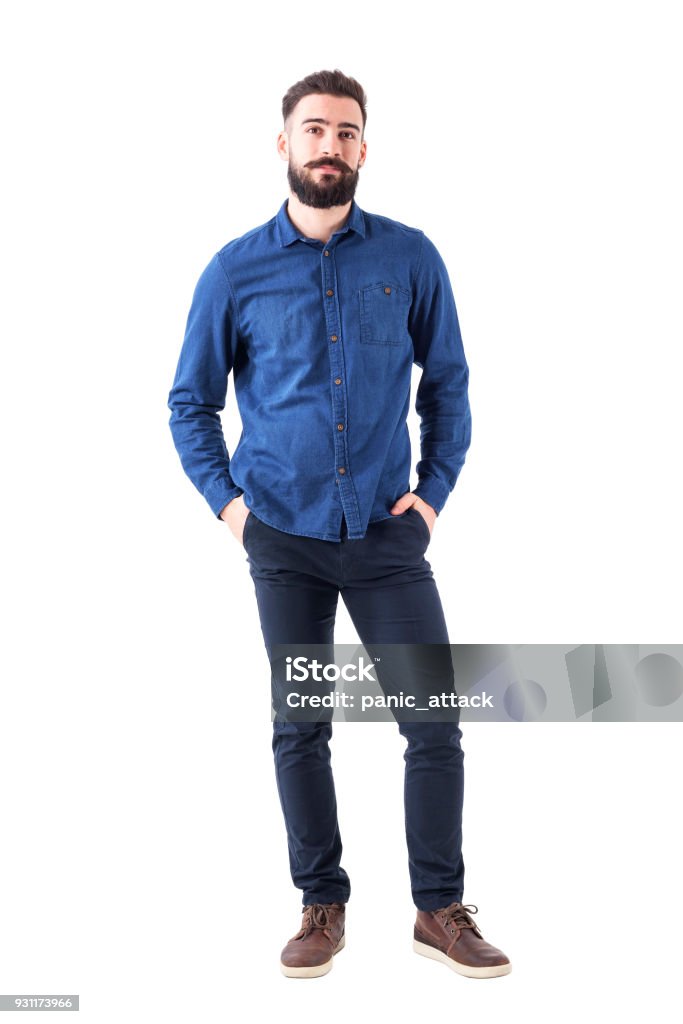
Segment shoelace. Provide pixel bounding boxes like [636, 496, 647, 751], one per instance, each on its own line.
[296, 902, 344, 940]
[437, 902, 483, 939]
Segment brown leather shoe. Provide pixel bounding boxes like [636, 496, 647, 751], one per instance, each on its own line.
[280, 902, 346, 978]
[414, 902, 511, 978]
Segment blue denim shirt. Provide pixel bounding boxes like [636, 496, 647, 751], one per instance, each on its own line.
[167, 198, 472, 541]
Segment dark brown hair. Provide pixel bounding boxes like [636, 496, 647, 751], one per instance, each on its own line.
[282, 69, 368, 136]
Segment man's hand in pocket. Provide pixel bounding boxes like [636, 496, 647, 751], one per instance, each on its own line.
[389, 492, 436, 535]
[219, 494, 251, 545]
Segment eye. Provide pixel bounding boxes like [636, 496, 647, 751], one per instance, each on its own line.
[340, 132, 355, 140]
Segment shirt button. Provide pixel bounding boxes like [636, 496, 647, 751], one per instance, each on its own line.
[330, 334, 338, 342]
[337, 423, 344, 431]
[334, 378, 342, 385]
[384, 286, 391, 294]
[324, 250, 330, 256]
[338, 467, 346, 475]
[326, 289, 334, 296]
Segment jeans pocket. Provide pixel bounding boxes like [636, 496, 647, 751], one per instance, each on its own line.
[359, 282, 412, 345]
[409, 506, 432, 545]
[241, 510, 255, 548]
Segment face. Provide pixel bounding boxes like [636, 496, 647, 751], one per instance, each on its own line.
[278, 93, 367, 209]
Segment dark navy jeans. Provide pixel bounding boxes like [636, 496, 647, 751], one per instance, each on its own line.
[242, 505, 465, 912]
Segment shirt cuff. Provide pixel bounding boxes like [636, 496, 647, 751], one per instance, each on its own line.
[206, 480, 244, 519]
[413, 476, 453, 516]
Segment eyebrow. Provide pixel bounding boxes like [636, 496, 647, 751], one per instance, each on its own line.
[300, 117, 362, 133]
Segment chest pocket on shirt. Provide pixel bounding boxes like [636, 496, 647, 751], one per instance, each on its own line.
[359, 282, 412, 346]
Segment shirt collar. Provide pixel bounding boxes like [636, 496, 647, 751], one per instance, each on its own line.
[276, 196, 366, 247]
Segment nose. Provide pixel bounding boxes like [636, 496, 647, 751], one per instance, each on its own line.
[321, 132, 341, 158]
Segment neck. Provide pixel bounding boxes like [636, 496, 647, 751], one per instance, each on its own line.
[285, 194, 353, 244]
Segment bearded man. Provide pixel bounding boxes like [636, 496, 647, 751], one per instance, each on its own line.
[168, 68, 510, 981]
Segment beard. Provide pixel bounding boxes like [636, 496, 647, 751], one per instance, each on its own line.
[287, 158, 360, 209]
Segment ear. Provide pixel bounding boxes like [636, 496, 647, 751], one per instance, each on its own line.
[357, 138, 367, 168]
[277, 130, 289, 163]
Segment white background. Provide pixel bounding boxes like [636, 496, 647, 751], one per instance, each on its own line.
[1, 0, 681, 1020]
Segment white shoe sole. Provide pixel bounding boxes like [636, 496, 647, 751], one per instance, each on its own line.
[413, 938, 512, 978]
[280, 934, 345, 978]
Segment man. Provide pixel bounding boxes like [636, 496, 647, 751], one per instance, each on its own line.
[167, 69, 510, 980]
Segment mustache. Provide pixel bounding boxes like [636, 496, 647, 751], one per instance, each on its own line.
[307, 159, 351, 173]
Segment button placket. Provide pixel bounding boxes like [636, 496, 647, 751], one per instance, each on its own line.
[321, 245, 360, 534]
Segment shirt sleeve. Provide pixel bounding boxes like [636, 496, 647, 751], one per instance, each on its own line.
[409, 232, 472, 514]
[167, 252, 243, 519]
